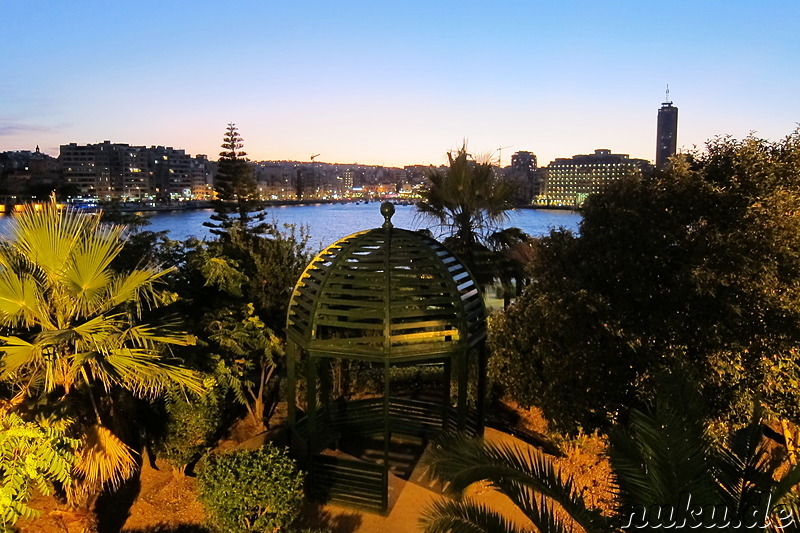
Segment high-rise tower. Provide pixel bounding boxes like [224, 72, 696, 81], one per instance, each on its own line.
[656, 86, 678, 169]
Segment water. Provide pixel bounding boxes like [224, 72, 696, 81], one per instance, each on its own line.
[0, 203, 581, 248]
[139, 203, 580, 247]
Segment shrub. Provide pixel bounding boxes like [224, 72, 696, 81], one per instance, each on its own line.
[198, 445, 304, 532]
[156, 385, 225, 470]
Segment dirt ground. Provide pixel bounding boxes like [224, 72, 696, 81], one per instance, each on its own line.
[18, 403, 614, 533]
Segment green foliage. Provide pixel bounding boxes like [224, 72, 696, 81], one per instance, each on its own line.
[209, 304, 283, 430]
[0, 411, 79, 529]
[159, 222, 311, 430]
[155, 384, 225, 470]
[490, 131, 800, 432]
[421, 373, 800, 532]
[179, 223, 311, 334]
[197, 445, 305, 533]
[608, 372, 800, 531]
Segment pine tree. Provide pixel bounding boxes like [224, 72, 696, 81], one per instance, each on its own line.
[205, 123, 268, 239]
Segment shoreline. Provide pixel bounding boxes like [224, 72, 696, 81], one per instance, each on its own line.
[79, 198, 409, 213]
[114, 201, 578, 214]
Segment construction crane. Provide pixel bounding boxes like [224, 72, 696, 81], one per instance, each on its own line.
[310, 153, 320, 162]
[496, 145, 513, 168]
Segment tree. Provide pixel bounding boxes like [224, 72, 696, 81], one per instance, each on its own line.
[209, 303, 283, 432]
[0, 204, 201, 517]
[421, 373, 800, 532]
[160, 227, 311, 431]
[490, 132, 800, 433]
[205, 123, 268, 239]
[417, 145, 531, 288]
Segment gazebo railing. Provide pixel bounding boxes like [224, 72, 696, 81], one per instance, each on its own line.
[293, 397, 479, 447]
[291, 398, 479, 512]
[309, 454, 388, 512]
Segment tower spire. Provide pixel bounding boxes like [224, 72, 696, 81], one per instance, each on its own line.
[656, 89, 678, 169]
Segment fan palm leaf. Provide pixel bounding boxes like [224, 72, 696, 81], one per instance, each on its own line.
[72, 424, 137, 490]
[66, 423, 137, 508]
[0, 204, 201, 397]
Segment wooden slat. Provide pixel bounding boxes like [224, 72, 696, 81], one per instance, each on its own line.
[288, 225, 486, 357]
[309, 455, 388, 511]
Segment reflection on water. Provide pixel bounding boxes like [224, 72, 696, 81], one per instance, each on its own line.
[0, 203, 581, 248]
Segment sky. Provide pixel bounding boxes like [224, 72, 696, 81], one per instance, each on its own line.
[2, 1, 799, 168]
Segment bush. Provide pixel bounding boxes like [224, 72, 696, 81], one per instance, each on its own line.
[198, 445, 304, 532]
[156, 385, 225, 470]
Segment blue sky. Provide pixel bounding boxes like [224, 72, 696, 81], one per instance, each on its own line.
[2, 0, 798, 167]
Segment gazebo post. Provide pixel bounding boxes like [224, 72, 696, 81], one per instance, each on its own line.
[442, 357, 452, 431]
[457, 349, 468, 431]
[306, 352, 317, 456]
[287, 341, 296, 426]
[476, 341, 487, 436]
[383, 360, 391, 472]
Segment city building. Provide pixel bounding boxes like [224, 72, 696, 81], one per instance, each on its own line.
[656, 89, 678, 169]
[59, 141, 213, 201]
[0, 147, 59, 199]
[59, 142, 147, 200]
[535, 149, 651, 208]
[509, 151, 540, 205]
[147, 145, 194, 201]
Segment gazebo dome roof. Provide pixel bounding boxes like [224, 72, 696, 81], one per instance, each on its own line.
[286, 203, 486, 362]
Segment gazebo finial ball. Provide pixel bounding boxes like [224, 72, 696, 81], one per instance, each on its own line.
[380, 202, 395, 225]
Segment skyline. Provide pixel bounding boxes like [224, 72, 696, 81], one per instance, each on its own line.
[2, 1, 799, 167]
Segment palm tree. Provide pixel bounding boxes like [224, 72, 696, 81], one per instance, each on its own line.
[421, 373, 800, 532]
[418, 146, 529, 289]
[0, 204, 201, 515]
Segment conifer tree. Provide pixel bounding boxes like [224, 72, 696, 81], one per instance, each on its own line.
[205, 123, 268, 238]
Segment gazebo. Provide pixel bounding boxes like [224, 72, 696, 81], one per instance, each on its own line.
[285, 202, 487, 512]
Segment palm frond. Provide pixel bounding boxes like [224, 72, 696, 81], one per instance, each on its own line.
[92, 348, 202, 396]
[105, 268, 173, 313]
[714, 410, 774, 513]
[0, 270, 43, 328]
[420, 498, 525, 533]
[510, 484, 592, 533]
[10, 205, 89, 281]
[71, 424, 137, 494]
[0, 337, 42, 380]
[609, 371, 719, 510]
[424, 433, 605, 532]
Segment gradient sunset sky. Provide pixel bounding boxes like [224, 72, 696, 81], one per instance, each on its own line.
[2, 1, 798, 167]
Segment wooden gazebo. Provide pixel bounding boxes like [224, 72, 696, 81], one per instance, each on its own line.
[285, 202, 487, 511]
